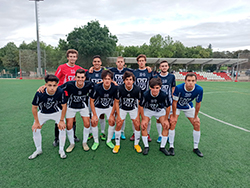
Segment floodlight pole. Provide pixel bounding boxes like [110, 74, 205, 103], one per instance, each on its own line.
[235, 53, 241, 82]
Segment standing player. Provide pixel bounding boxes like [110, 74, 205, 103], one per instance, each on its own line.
[139, 77, 172, 155]
[28, 75, 67, 159]
[89, 70, 118, 150]
[169, 73, 204, 157]
[53, 49, 87, 147]
[113, 71, 142, 154]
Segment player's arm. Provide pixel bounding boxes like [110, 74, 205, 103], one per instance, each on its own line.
[31, 105, 42, 132]
[170, 100, 178, 125]
[58, 103, 67, 130]
[109, 99, 119, 126]
[193, 102, 201, 124]
[172, 86, 175, 96]
[90, 98, 98, 126]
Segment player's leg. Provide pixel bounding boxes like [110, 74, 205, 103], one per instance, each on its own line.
[158, 115, 170, 156]
[120, 120, 126, 139]
[147, 120, 152, 142]
[113, 118, 124, 153]
[106, 108, 115, 149]
[156, 119, 162, 143]
[132, 118, 142, 153]
[73, 116, 80, 142]
[141, 116, 150, 155]
[65, 118, 75, 152]
[130, 121, 135, 141]
[99, 114, 106, 141]
[82, 116, 90, 151]
[168, 109, 180, 156]
[53, 123, 59, 147]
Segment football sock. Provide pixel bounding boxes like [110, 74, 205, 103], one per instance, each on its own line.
[33, 129, 42, 151]
[193, 130, 200, 149]
[83, 127, 90, 143]
[156, 123, 162, 137]
[132, 122, 135, 132]
[59, 129, 66, 151]
[66, 128, 74, 144]
[92, 126, 99, 143]
[147, 120, 151, 134]
[55, 123, 59, 140]
[142, 136, 149, 147]
[134, 130, 140, 145]
[115, 130, 121, 145]
[121, 120, 126, 132]
[89, 120, 92, 134]
[169, 129, 175, 148]
[73, 121, 76, 137]
[100, 118, 105, 134]
[107, 125, 115, 143]
[160, 136, 168, 148]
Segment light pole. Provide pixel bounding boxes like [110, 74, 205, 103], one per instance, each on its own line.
[235, 52, 241, 82]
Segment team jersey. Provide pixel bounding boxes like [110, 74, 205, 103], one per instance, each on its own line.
[133, 68, 153, 93]
[117, 84, 142, 111]
[85, 68, 104, 84]
[32, 87, 66, 114]
[173, 83, 203, 110]
[108, 67, 134, 85]
[55, 63, 87, 86]
[60, 80, 94, 109]
[139, 90, 172, 112]
[154, 72, 176, 92]
[90, 82, 118, 109]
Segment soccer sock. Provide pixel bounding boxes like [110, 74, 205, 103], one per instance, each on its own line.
[132, 122, 135, 132]
[115, 130, 121, 146]
[107, 125, 115, 143]
[100, 118, 105, 134]
[160, 136, 168, 148]
[59, 129, 66, 151]
[66, 128, 75, 144]
[193, 130, 200, 149]
[147, 120, 151, 134]
[83, 127, 90, 143]
[169, 129, 175, 148]
[134, 130, 141, 145]
[92, 126, 99, 143]
[121, 120, 125, 133]
[89, 119, 92, 134]
[142, 136, 149, 147]
[156, 123, 162, 137]
[55, 123, 59, 140]
[73, 121, 77, 138]
[33, 129, 42, 151]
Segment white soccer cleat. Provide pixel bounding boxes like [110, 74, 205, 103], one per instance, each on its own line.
[59, 150, 67, 159]
[66, 144, 75, 153]
[82, 142, 90, 151]
[28, 150, 43, 160]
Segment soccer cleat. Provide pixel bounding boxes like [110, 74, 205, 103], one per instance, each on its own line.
[88, 133, 93, 140]
[111, 132, 115, 140]
[112, 145, 120, 153]
[91, 142, 99, 150]
[134, 145, 142, 153]
[59, 150, 67, 159]
[28, 150, 42, 160]
[143, 147, 149, 155]
[148, 134, 152, 142]
[52, 139, 59, 147]
[74, 136, 80, 142]
[130, 134, 135, 141]
[193, 148, 204, 157]
[106, 141, 115, 149]
[66, 144, 75, 153]
[159, 147, 170, 156]
[82, 143, 89, 151]
[168, 147, 175, 156]
[121, 132, 126, 140]
[100, 133, 106, 141]
[157, 136, 162, 143]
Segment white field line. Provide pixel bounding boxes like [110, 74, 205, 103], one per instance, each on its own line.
[199, 111, 250, 133]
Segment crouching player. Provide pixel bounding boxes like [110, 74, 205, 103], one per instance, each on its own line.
[139, 77, 172, 155]
[169, 73, 204, 157]
[113, 71, 143, 154]
[60, 69, 94, 152]
[28, 75, 67, 159]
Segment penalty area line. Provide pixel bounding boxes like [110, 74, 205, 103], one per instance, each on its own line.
[199, 111, 250, 133]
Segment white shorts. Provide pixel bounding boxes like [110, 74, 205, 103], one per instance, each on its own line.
[144, 108, 166, 119]
[37, 111, 64, 125]
[93, 107, 112, 119]
[175, 107, 195, 118]
[66, 107, 89, 118]
[120, 108, 138, 120]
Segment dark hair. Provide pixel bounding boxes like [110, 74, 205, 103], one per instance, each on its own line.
[66, 49, 78, 57]
[123, 71, 135, 81]
[185, 73, 197, 80]
[149, 77, 162, 88]
[136, 54, 147, 62]
[75, 69, 85, 76]
[159, 60, 168, 65]
[101, 69, 113, 80]
[93, 55, 101, 60]
[45, 74, 59, 83]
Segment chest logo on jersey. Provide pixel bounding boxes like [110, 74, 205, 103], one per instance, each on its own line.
[161, 85, 169, 93]
[44, 98, 55, 109]
[185, 93, 192, 97]
[137, 78, 148, 90]
[139, 73, 146, 77]
[115, 75, 123, 85]
[95, 74, 99, 77]
[71, 70, 76, 74]
[68, 76, 75, 81]
[73, 96, 85, 102]
[123, 98, 134, 107]
[78, 91, 82, 95]
[91, 78, 102, 83]
[101, 98, 111, 107]
[149, 104, 159, 111]
[179, 98, 192, 106]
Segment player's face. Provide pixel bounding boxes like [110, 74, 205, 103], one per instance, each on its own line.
[67, 53, 78, 66]
[46, 81, 58, 95]
[185, 76, 197, 91]
[159, 62, 169, 73]
[103, 75, 112, 88]
[124, 76, 134, 89]
[93, 58, 102, 70]
[151, 85, 161, 97]
[137, 57, 146, 69]
[116, 58, 125, 70]
[75, 73, 86, 87]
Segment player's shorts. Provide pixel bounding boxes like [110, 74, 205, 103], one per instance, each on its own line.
[93, 107, 112, 119]
[37, 111, 64, 125]
[66, 107, 89, 118]
[175, 107, 195, 118]
[144, 108, 166, 119]
[120, 108, 138, 120]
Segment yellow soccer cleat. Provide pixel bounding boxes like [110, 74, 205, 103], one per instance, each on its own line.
[134, 145, 142, 153]
[113, 145, 120, 154]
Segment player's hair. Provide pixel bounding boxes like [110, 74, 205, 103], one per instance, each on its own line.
[136, 54, 147, 62]
[159, 60, 169, 65]
[93, 55, 101, 60]
[149, 77, 162, 88]
[185, 73, 197, 80]
[75, 69, 85, 76]
[123, 71, 135, 81]
[101, 69, 113, 80]
[66, 49, 78, 57]
[45, 74, 59, 83]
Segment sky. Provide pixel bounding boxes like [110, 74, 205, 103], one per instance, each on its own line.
[0, 0, 250, 52]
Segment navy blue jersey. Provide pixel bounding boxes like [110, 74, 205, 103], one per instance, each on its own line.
[133, 68, 153, 93]
[117, 84, 142, 111]
[173, 83, 203, 110]
[32, 87, 66, 114]
[154, 72, 176, 92]
[109, 67, 133, 85]
[60, 80, 94, 109]
[90, 82, 118, 109]
[139, 90, 171, 112]
[86, 68, 104, 84]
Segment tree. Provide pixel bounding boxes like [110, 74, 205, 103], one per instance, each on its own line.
[1, 42, 19, 69]
[123, 46, 140, 57]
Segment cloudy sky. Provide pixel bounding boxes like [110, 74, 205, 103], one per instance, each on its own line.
[1, 0, 250, 51]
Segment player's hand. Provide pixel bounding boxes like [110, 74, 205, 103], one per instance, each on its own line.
[162, 120, 170, 130]
[89, 66, 94, 73]
[37, 85, 46, 93]
[116, 115, 122, 126]
[91, 115, 98, 127]
[58, 121, 66, 130]
[32, 122, 42, 132]
[134, 115, 140, 127]
[108, 115, 115, 126]
[141, 119, 148, 130]
[146, 66, 152, 73]
[112, 80, 118, 86]
[193, 116, 200, 127]
[170, 115, 177, 125]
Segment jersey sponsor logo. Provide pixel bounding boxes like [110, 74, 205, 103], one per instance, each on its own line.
[161, 85, 169, 93]
[68, 75, 75, 81]
[44, 98, 55, 109]
[73, 96, 86, 103]
[149, 104, 160, 111]
[91, 78, 102, 84]
[162, 79, 168, 84]
[139, 73, 146, 77]
[178, 97, 192, 106]
[137, 78, 148, 91]
[123, 98, 134, 107]
[185, 93, 192, 97]
[115, 74, 123, 85]
[71, 70, 75, 74]
[101, 98, 111, 107]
